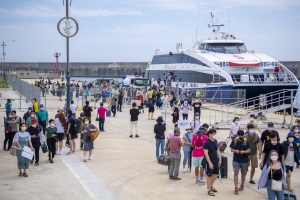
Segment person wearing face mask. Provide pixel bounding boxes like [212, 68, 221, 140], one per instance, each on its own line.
[203, 129, 221, 196]
[230, 130, 250, 194]
[22, 107, 33, 123]
[13, 123, 35, 177]
[32, 98, 39, 113]
[192, 127, 208, 184]
[244, 124, 261, 185]
[258, 150, 287, 200]
[154, 116, 166, 159]
[182, 127, 193, 173]
[192, 99, 203, 118]
[81, 117, 97, 162]
[260, 122, 280, 160]
[45, 119, 57, 163]
[36, 104, 49, 134]
[202, 123, 210, 136]
[7, 110, 21, 151]
[190, 112, 201, 134]
[228, 117, 240, 141]
[179, 92, 185, 106]
[281, 133, 299, 192]
[172, 101, 180, 124]
[27, 119, 42, 166]
[181, 99, 190, 120]
[25, 110, 38, 128]
[55, 111, 66, 154]
[246, 114, 262, 134]
[260, 132, 284, 169]
[290, 122, 300, 168]
[78, 112, 85, 150]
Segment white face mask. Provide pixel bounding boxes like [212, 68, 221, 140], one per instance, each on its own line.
[195, 116, 199, 120]
[32, 124, 37, 128]
[213, 135, 217, 140]
[31, 114, 35, 117]
[50, 123, 55, 127]
[235, 121, 239, 124]
[268, 128, 273, 131]
[250, 118, 254, 121]
[294, 129, 298, 132]
[271, 156, 278, 161]
[184, 101, 187, 104]
[271, 140, 277, 144]
[21, 127, 26, 131]
[249, 129, 255, 133]
[289, 138, 294, 143]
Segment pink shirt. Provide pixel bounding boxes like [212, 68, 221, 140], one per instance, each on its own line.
[97, 107, 107, 118]
[169, 135, 182, 153]
[166, 131, 174, 140]
[192, 134, 208, 157]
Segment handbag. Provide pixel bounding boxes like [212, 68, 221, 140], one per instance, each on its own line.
[10, 142, 18, 156]
[95, 118, 99, 121]
[271, 168, 282, 192]
[41, 142, 48, 153]
[89, 127, 100, 141]
[157, 152, 171, 166]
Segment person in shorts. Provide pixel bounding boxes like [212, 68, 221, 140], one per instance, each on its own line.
[66, 110, 76, 155]
[192, 127, 208, 184]
[203, 129, 221, 196]
[230, 130, 250, 194]
[245, 123, 261, 185]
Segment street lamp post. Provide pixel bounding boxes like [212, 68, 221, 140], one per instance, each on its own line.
[1, 40, 16, 62]
[57, 0, 79, 111]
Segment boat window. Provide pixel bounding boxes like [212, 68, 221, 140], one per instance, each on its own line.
[151, 54, 206, 66]
[202, 43, 248, 54]
[134, 79, 150, 86]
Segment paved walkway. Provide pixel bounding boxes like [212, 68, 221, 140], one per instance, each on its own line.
[0, 88, 299, 200]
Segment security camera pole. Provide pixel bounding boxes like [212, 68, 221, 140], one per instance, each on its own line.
[57, 0, 79, 111]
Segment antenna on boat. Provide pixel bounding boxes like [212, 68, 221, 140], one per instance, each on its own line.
[227, 0, 231, 33]
[176, 43, 182, 52]
[209, 12, 224, 39]
[195, 0, 201, 44]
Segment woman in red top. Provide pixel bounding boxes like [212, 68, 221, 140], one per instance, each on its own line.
[136, 92, 144, 114]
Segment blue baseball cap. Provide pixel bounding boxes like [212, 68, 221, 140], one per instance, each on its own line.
[28, 106, 33, 110]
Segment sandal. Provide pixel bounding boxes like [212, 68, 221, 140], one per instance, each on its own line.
[249, 180, 255, 184]
[208, 191, 215, 196]
[234, 187, 239, 194]
[211, 186, 218, 192]
[23, 173, 28, 177]
[239, 185, 244, 191]
[35, 163, 39, 166]
[19, 172, 22, 177]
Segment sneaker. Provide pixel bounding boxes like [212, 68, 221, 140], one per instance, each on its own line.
[3, 147, 6, 151]
[187, 168, 191, 172]
[234, 187, 239, 194]
[66, 151, 73, 155]
[182, 168, 187, 173]
[199, 179, 206, 185]
[56, 151, 59, 155]
[196, 179, 202, 184]
[88, 156, 92, 160]
[58, 151, 61, 155]
[83, 158, 87, 162]
[102, 130, 105, 132]
[169, 175, 174, 179]
[129, 135, 133, 138]
[173, 177, 181, 181]
[72, 150, 76, 154]
[135, 135, 139, 138]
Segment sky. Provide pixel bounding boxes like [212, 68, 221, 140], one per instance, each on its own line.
[0, 0, 300, 62]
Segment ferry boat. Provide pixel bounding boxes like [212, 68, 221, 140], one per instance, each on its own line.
[145, 13, 299, 104]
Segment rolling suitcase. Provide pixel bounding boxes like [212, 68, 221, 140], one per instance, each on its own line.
[284, 191, 297, 200]
[106, 110, 111, 117]
[219, 154, 228, 178]
[218, 138, 230, 153]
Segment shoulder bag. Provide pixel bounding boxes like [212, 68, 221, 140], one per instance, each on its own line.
[10, 142, 18, 156]
[271, 167, 282, 191]
[89, 125, 100, 141]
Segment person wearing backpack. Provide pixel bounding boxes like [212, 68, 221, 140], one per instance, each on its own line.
[182, 127, 193, 173]
[245, 124, 261, 185]
[192, 127, 208, 184]
[230, 130, 250, 194]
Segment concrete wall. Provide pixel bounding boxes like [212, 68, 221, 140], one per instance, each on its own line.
[0, 61, 299, 78]
[0, 62, 148, 78]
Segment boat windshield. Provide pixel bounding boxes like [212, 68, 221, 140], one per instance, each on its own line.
[133, 79, 150, 87]
[199, 43, 248, 54]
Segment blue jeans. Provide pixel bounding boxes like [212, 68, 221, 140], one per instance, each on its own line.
[266, 179, 284, 200]
[182, 150, 191, 166]
[156, 139, 165, 158]
[182, 113, 188, 120]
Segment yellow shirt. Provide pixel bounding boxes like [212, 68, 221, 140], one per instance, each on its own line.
[146, 91, 153, 99]
[196, 90, 200, 98]
[33, 102, 39, 113]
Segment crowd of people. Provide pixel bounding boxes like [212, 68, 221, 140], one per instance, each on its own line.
[3, 83, 300, 200]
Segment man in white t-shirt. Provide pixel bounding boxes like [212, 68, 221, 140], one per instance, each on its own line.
[181, 99, 190, 120]
[70, 100, 77, 118]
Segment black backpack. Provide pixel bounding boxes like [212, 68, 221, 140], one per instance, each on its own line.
[74, 118, 82, 133]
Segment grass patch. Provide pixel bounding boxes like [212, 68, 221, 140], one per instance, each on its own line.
[0, 77, 9, 88]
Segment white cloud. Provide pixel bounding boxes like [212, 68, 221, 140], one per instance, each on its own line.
[0, 5, 142, 19]
[72, 8, 142, 17]
[219, 0, 300, 10]
[105, 24, 168, 36]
